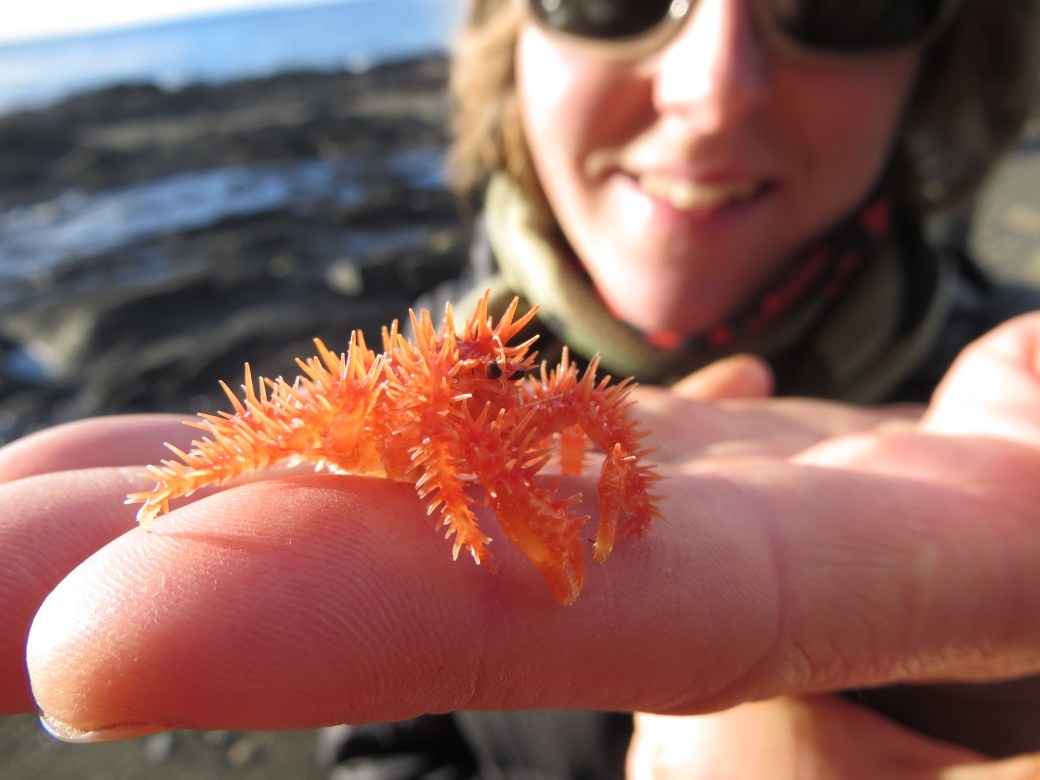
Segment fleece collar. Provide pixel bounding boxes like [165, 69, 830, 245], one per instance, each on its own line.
[460, 175, 955, 403]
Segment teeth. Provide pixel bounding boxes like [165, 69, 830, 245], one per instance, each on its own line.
[639, 174, 759, 211]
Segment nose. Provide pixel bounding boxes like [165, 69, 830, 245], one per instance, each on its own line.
[651, 0, 768, 130]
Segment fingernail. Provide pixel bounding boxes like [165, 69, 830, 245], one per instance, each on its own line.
[39, 713, 164, 743]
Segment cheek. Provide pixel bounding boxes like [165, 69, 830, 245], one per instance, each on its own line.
[782, 54, 921, 191]
[516, 36, 572, 178]
[516, 30, 638, 202]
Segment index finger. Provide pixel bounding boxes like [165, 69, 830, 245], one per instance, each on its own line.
[25, 472, 778, 737]
[26, 434, 1040, 740]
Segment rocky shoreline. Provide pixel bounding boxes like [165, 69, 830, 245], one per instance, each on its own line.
[0, 55, 468, 446]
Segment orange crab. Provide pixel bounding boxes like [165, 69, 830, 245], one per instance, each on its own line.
[126, 291, 660, 604]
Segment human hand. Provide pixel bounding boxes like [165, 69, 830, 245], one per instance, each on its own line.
[0, 359, 791, 719]
[0, 352, 904, 715]
[628, 697, 1040, 780]
[5, 316, 1039, 764]
[0, 355, 907, 720]
[633, 352, 920, 460]
[628, 313, 1040, 778]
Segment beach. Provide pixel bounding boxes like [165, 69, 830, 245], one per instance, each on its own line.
[1, 50, 1039, 779]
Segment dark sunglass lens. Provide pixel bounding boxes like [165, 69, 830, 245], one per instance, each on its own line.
[528, 0, 678, 40]
[770, 0, 948, 50]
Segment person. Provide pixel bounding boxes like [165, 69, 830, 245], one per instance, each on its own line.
[318, 0, 1040, 775]
[1, 0, 1040, 778]
[436, 0, 1040, 404]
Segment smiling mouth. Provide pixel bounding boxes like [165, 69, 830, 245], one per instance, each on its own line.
[638, 173, 766, 212]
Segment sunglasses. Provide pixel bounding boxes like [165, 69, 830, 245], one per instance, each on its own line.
[514, 0, 964, 60]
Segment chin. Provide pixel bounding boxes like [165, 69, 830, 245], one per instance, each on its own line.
[607, 291, 717, 337]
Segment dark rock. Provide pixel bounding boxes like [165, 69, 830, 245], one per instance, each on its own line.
[0, 55, 470, 444]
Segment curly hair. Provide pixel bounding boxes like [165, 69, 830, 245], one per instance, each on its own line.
[447, 0, 1040, 216]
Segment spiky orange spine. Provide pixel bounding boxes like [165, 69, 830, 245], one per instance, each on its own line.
[127, 291, 660, 604]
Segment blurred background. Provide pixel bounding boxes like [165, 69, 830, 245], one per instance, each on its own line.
[0, 0, 467, 449]
[0, 0, 1037, 777]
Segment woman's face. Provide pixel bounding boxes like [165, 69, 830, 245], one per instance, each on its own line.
[516, 0, 925, 335]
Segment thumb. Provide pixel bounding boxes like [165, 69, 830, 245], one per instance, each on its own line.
[671, 354, 774, 400]
[940, 755, 1040, 780]
[924, 312, 1040, 447]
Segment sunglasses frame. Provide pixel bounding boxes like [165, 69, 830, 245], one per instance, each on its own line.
[512, 0, 966, 62]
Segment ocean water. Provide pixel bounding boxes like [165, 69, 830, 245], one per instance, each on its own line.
[0, 0, 465, 115]
[0, 147, 448, 304]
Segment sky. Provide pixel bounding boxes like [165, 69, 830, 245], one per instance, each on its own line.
[0, 0, 337, 45]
